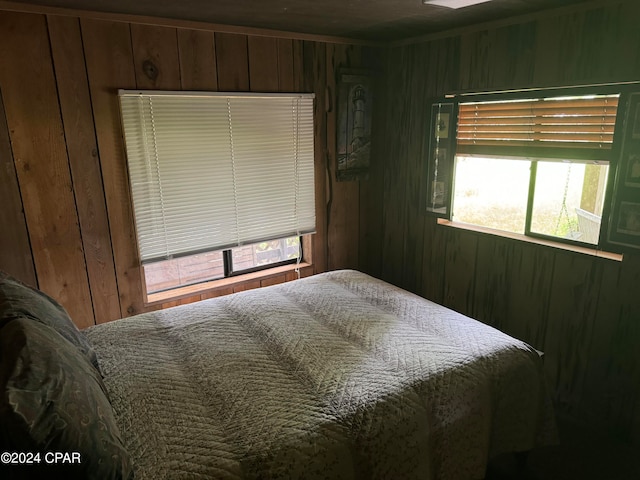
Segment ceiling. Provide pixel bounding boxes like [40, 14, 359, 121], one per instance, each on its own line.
[12, 0, 596, 42]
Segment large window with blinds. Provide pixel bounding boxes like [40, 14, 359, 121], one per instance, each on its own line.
[119, 90, 315, 294]
[427, 87, 632, 248]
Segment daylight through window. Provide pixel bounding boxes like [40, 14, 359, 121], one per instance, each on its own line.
[119, 90, 316, 294]
[440, 91, 621, 247]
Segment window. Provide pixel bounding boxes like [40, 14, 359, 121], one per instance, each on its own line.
[425, 87, 637, 250]
[119, 90, 315, 294]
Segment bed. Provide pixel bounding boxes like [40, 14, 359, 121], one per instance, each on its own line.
[0, 269, 556, 479]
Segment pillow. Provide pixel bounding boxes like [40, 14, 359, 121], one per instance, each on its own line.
[0, 272, 100, 374]
[0, 318, 133, 480]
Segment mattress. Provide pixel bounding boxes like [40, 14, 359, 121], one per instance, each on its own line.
[85, 269, 556, 480]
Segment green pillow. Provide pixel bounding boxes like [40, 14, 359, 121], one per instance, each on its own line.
[0, 319, 133, 479]
[0, 272, 100, 374]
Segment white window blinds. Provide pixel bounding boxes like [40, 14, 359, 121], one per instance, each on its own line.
[119, 90, 316, 263]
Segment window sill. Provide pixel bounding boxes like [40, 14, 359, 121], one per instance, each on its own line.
[436, 219, 623, 262]
[145, 262, 313, 306]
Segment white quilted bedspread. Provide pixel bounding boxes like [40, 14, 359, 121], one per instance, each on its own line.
[85, 270, 556, 480]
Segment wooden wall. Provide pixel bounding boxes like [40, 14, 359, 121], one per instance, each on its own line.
[0, 10, 378, 326]
[374, 0, 640, 441]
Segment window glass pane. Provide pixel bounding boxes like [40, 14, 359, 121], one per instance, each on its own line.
[452, 156, 530, 234]
[531, 162, 608, 245]
[231, 236, 300, 273]
[143, 251, 224, 293]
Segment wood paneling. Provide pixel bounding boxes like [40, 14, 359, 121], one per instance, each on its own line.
[304, 41, 328, 273]
[215, 33, 249, 91]
[248, 36, 279, 92]
[0, 8, 370, 326]
[48, 15, 121, 323]
[81, 19, 141, 318]
[177, 29, 218, 91]
[131, 24, 181, 90]
[376, 0, 640, 442]
[0, 11, 93, 326]
[325, 43, 361, 272]
[0, 91, 36, 286]
[276, 39, 295, 92]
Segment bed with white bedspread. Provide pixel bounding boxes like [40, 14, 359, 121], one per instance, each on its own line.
[84, 269, 556, 480]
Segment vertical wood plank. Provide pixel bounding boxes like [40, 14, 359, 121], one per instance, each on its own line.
[458, 30, 491, 91]
[304, 40, 328, 274]
[0, 11, 94, 326]
[131, 24, 181, 90]
[326, 43, 361, 271]
[277, 38, 295, 92]
[471, 235, 511, 329]
[380, 45, 410, 287]
[442, 229, 477, 315]
[0, 91, 36, 287]
[375, 1, 640, 442]
[544, 252, 602, 411]
[581, 259, 627, 435]
[531, 14, 562, 87]
[292, 40, 305, 93]
[177, 29, 218, 91]
[48, 14, 121, 323]
[358, 46, 385, 278]
[400, 43, 431, 292]
[131, 24, 182, 91]
[247, 36, 279, 92]
[503, 243, 554, 350]
[81, 19, 142, 317]
[421, 219, 447, 304]
[616, 1, 640, 81]
[215, 33, 249, 91]
[613, 253, 640, 440]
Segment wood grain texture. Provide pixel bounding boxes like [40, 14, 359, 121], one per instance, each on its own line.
[233, 279, 261, 292]
[292, 40, 304, 93]
[304, 40, 328, 274]
[581, 258, 628, 435]
[276, 38, 295, 92]
[248, 36, 279, 92]
[215, 33, 249, 91]
[611, 253, 640, 441]
[201, 286, 234, 300]
[399, 43, 430, 292]
[177, 29, 218, 91]
[502, 242, 554, 349]
[48, 14, 121, 324]
[326, 43, 361, 271]
[358, 46, 384, 279]
[0, 90, 36, 287]
[379, 45, 409, 288]
[442, 229, 477, 315]
[420, 219, 447, 305]
[131, 24, 181, 90]
[471, 234, 511, 329]
[0, 11, 94, 326]
[261, 274, 286, 287]
[376, 1, 640, 442]
[544, 252, 602, 409]
[81, 18, 142, 317]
